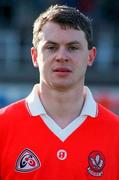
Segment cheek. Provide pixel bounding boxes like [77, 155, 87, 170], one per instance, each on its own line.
[72, 51, 87, 62]
[74, 56, 88, 73]
[39, 62, 50, 77]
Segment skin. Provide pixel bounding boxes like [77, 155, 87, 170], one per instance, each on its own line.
[31, 22, 96, 128]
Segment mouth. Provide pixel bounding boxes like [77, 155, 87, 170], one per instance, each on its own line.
[53, 67, 72, 73]
[52, 67, 72, 77]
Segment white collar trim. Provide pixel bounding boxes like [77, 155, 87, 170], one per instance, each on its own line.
[26, 85, 97, 118]
[26, 85, 97, 141]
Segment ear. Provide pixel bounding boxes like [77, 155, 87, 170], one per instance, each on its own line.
[88, 47, 96, 66]
[31, 47, 39, 68]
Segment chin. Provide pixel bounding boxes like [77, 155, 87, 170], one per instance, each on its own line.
[51, 82, 73, 91]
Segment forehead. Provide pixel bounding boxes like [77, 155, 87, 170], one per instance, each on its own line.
[38, 22, 87, 44]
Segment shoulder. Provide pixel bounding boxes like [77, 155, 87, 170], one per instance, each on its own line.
[0, 99, 28, 123]
[98, 103, 119, 118]
[97, 103, 119, 127]
[0, 99, 25, 114]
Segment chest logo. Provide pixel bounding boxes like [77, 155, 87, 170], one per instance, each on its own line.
[57, 149, 67, 160]
[16, 148, 41, 172]
[87, 151, 105, 177]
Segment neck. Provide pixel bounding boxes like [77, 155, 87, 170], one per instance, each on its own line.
[38, 83, 86, 128]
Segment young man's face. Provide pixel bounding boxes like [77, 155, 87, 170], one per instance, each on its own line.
[31, 22, 96, 91]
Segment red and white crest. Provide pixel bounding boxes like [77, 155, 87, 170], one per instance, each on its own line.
[87, 151, 105, 177]
[16, 148, 41, 172]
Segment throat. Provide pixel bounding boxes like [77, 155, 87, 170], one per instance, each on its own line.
[49, 116, 80, 129]
[39, 84, 86, 128]
[46, 99, 85, 129]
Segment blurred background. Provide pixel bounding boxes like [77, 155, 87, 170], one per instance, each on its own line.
[0, 0, 119, 114]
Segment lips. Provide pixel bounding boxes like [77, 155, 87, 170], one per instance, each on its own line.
[53, 67, 72, 72]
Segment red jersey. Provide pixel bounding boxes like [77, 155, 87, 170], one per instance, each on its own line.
[0, 99, 119, 179]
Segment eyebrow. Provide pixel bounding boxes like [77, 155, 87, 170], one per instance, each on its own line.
[67, 41, 81, 46]
[45, 40, 81, 46]
[45, 41, 57, 45]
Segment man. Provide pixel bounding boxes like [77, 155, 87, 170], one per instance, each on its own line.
[0, 5, 119, 180]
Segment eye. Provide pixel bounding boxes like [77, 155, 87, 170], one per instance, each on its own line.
[47, 45, 56, 50]
[68, 46, 79, 51]
[45, 43, 58, 51]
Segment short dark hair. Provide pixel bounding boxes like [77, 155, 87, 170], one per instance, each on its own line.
[32, 4, 93, 49]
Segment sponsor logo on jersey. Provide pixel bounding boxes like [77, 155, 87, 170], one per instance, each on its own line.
[87, 151, 105, 177]
[16, 148, 41, 172]
[57, 149, 67, 160]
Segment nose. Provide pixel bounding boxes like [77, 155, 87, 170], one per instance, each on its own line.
[55, 47, 69, 62]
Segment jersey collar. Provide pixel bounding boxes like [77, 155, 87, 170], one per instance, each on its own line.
[26, 84, 97, 117]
